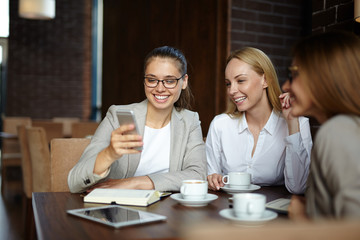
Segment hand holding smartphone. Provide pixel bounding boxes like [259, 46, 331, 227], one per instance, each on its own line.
[116, 110, 143, 151]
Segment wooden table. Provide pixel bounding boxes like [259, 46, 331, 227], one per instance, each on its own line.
[32, 186, 291, 240]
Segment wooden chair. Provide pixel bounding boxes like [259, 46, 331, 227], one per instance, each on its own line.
[17, 125, 32, 198]
[1, 117, 31, 194]
[71, 121, 99, 138]
[17, 125, 36, 239]
[52, 117, 80, 137]
[32, 120, 63, 144]
[50, 138, 90, 192]
[26, 127, 51, 192]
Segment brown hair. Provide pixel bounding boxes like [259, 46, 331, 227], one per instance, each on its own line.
[292, 31, 360, 118]
[225, 47, 282, 117]
[144, 46, 193, 111]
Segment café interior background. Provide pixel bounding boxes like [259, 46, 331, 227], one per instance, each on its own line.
[0, 0, 359, 136]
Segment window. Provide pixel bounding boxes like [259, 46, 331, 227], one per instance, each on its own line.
[0, 0, 8, 128]
[91, 0, 103, 121]
[0, 0, 9, 38]
[0, 38, 8, 130]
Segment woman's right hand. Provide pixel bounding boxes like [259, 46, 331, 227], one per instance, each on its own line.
[288, 195, 309, 221]
[107, 124, 143, 160]
[94, 124, 143, 175]
[207, 173, 224, 191]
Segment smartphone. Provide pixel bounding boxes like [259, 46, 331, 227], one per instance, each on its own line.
[116, 110, 143, 150]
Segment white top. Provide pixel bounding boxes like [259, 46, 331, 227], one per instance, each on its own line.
[134, 123, 171, 177]
[206, 111, 313, 194]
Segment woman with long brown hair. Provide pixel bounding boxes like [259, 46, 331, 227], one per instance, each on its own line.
[285, 31, 360, 219]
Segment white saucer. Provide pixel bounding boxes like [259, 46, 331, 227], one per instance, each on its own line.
[220, 184, 261, 194]
[170, 193, 218, 207]
[219, 209, 277, 225]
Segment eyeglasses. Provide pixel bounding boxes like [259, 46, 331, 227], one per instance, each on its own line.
[287, 65, 299, 83]
[144, 74, 186, 89]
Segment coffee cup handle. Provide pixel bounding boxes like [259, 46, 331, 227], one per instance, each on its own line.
[222, 175, 229, 185]
[180, 185, 186, 194]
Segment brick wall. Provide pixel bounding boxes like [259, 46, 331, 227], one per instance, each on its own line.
[6, 0, 92, 119]
[310, 0, 356, 132]
[312, 0, 354, 33]
[230, 0, 311, 84]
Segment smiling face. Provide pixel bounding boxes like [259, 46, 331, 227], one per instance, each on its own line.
[225, 58, 269, 113]
[282, 62, 326, 123]
[144, 57, 188, 113]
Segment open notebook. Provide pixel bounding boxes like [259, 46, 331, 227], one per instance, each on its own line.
[265, 198, 291, 214]
[84, 188, 170, 207]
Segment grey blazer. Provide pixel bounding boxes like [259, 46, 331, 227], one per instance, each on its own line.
[306, 114, 360, 219]
[68, 100, 207, 193]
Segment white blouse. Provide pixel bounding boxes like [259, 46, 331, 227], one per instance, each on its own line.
[134, 123, 170, 177]
[206, 111, 312, 194]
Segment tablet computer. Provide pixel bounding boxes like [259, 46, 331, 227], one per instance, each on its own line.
[67, 205, 166, 228]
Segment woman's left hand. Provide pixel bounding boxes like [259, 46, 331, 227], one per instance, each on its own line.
[87, 176, 154, 192]
[279, 92, 295, 121]
[279, 92, 299, 134]
[88, 179, 133, 192]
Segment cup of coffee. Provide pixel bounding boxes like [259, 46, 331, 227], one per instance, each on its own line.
[180, 180, 207, 200]
[222, 172, 251, 188]
[233, 193, 266, 219]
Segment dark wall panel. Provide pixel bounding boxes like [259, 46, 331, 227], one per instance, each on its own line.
[102, 0, 230, 136]
[102, 0, 179, 108]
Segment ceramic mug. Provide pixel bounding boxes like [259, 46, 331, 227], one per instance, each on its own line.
[222, 172, 251, 188]
[180, 180, 207, 200]
[233, 193, 266, 219]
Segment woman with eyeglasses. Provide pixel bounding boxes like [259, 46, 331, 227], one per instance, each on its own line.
[284, 31, 360, 220]
[68, 46, 206, 193]
[206, 47, 312, 194]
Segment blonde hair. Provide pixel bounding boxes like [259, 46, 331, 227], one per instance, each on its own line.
[292, 31, 360, 118]
[225, 47, 282, 117]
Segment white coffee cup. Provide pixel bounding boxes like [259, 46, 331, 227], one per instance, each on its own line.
[180, 180, 208, 200]
[233, 193, 266, 219]
[222, 172, 251, 188]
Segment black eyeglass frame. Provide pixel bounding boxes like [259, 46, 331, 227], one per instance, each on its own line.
[287, 65, 299, 83]
[144, 73, 186, 89]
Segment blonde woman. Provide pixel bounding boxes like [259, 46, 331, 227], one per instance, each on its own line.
[206, 47, 312, 194]
[285, 31, 360, 220]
